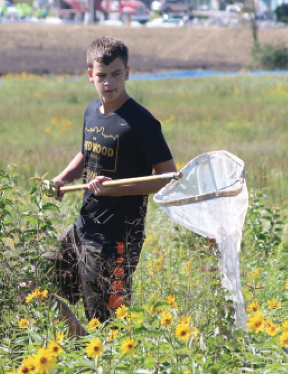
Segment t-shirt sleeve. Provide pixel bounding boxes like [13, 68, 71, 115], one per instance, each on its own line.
[135, 115, 173, 167]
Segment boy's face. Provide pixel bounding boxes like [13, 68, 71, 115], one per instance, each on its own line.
[88, 58, 129, 105]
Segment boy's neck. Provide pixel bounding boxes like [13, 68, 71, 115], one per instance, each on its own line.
[99, 91, 130, 114]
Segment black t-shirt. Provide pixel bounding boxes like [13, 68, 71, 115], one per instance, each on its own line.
[75, 98, 172, 245]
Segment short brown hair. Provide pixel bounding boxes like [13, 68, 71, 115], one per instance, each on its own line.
[87, 37, 129, 69]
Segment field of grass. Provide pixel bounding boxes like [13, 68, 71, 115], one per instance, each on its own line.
[1, 73, 288, 373]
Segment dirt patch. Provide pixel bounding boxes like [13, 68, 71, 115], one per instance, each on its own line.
[1, 24, 288, 75]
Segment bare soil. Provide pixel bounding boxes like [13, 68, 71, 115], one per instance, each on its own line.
[1, 24, 288, 75]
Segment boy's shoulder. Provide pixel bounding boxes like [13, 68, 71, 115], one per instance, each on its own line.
[85, 99, 101, 113]
[117, 98, 155, 122]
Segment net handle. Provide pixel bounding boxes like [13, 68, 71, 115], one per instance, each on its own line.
[60, 172, 182, 192]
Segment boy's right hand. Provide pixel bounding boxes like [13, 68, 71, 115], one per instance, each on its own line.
[45, 179, 66, 202]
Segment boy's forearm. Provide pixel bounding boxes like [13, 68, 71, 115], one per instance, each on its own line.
[54, 152, 84, 184]
[102, 180, 170, 196]
[89, 159, 177, 197]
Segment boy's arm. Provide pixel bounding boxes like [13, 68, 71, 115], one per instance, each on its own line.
[52, 152, 84, 201]
[88, 159, 177, 197]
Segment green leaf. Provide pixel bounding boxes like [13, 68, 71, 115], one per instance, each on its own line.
[30, 184, 38, 195]
[115, 365, 131, 372]
[41, 203, 60, 212]
[0, 184, 12, 191]
[153, 301, 171, 310]
[133, 326, 149, 335]
[143, 356, 155, 369]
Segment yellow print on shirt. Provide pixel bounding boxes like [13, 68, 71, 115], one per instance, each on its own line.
[84, 141, 114, 157]
[84, 126, 119, 174]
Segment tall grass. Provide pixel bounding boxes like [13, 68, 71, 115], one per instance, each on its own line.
[1, 73, 288, 199]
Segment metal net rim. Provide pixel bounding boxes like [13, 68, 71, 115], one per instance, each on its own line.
[155, 184, 244, 207]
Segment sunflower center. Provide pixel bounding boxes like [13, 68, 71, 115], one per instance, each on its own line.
[21, 367, 29, 374]
[53, 346, 59, 352]
[93, 346, 100, 352]
[181, 331, 187, 336]
[127, 344, 133, 349]
[40, 357, 47, 364]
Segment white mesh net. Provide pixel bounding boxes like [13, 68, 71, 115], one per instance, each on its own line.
[154, 150, 248, 327]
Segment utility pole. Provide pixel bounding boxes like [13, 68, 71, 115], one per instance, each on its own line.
[90, 0, 95, 22]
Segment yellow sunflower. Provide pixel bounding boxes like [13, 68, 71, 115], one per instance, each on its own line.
[47, 340, 63, 356]
[86, 338, 104, 358]
[264, 318, 280, 337]
[175, 324, 198, 341]
[33, 347, 57, 374]
[88, 317, 100, 330]
[279, 331, 288, 347]
[40, 290, 49, 299]
[246, 301, 260, 313]
[25, 288, 41, 303]
[180, 315, 191, 325]
[25, 288, 48, 303]
[18, 357, 35, 374]
[167, 294, 178, 310]
[247, 268, 262, 280]
[126, 312, 143, 323]
[106, 329, 119, 342]
[247, 312, 265, 334]
[120, 338, 136, 355]
[282, 320, 288, 332]
[160, 310, 173, 327]
[115, 305, 129, 319]
[18, 318, 29, 329]
[267, 298, 282, 310]
[55, 332, 65, 344]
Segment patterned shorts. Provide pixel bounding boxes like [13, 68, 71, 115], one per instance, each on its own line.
[47, 225, 142, 322]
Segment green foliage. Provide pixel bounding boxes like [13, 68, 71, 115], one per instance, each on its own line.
[252, 42, 288, 70]
[275, 4, 288, 24]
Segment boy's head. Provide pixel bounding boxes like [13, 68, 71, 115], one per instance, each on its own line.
[87, 37, 129, 69]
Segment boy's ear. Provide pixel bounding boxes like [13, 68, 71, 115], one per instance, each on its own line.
[88, 68, 94, 83]
[125, 65, 130, 81]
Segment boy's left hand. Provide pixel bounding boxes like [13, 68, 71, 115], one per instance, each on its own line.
[88, 176, 112, 196]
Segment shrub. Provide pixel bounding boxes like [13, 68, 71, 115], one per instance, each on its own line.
[252, 42, 288, 70]
[275, 4, 288, 23]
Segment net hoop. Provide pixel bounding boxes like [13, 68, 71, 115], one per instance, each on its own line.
[154, 150, 245, 207]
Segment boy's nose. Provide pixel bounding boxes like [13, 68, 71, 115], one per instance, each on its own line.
[104, 76, 113, 84]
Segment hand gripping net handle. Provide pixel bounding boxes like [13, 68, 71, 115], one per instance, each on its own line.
[155, 150, 245, 207]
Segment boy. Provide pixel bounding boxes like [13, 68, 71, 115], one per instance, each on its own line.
[44, 37, 176, 334]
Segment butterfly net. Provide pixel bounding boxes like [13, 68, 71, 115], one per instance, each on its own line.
[154, 150, 248, 327]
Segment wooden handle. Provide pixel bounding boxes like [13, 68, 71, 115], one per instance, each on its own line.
[59, 172, 182, 193]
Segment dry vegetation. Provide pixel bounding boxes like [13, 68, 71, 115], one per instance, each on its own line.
[1, 24, 288, 75]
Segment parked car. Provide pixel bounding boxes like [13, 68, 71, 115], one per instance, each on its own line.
[58, 0, 150, 23]
[158, 0, 193, 16]
[146, 14, 189, 26]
